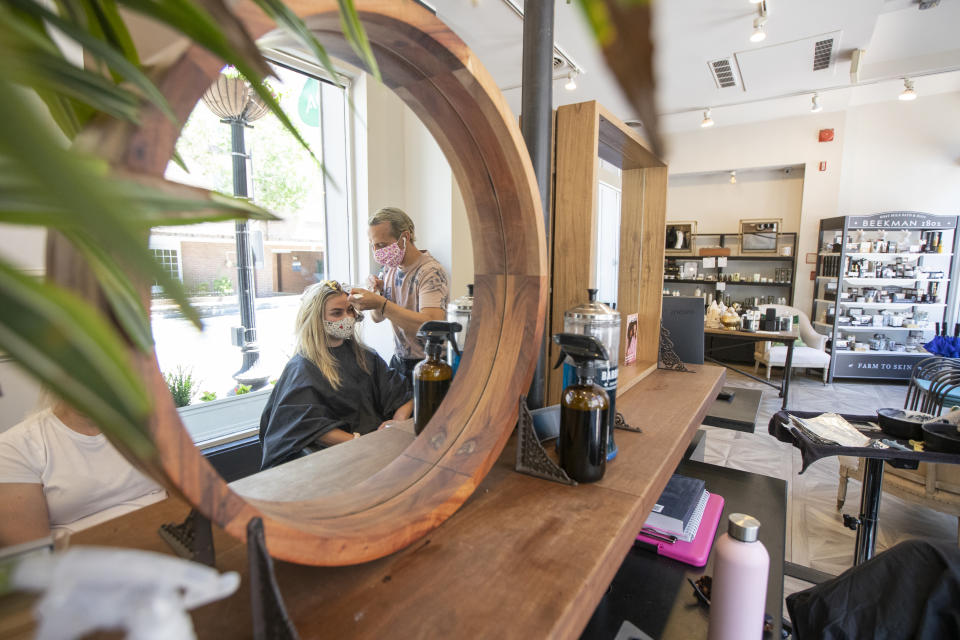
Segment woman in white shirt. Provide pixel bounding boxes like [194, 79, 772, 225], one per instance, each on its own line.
[0, 401, 166, 546]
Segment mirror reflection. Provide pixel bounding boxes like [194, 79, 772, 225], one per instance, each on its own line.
[151, 60, 474, 490]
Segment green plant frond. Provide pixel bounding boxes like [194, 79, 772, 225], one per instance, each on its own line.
[87, 0, 141, 66]
[336, 0, 380, 81]
[252, 0, 345, 89]
[8, 0, 177, 124]
[0, 261, 155, 458]
[0, 82, 203, 331]
[116, 0, 320, 166]
[63, 228, 154, 351]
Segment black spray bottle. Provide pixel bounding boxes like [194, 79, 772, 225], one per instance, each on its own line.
[413, 320, 462, 435]
[552, 333, 610, 483]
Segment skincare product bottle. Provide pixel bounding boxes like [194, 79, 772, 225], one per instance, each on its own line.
[413, 321, 462, 434]
[552, 333, 610, 483]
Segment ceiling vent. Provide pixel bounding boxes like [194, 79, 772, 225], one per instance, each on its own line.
[812, 38, 834, 71]
[708, 57, 739, 89]
[553, 55, 566, 71]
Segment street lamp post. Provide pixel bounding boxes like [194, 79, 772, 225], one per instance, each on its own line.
[202, 74, 271, 390]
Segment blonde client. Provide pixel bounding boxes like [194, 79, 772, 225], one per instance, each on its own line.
[259, 281, 413, 469]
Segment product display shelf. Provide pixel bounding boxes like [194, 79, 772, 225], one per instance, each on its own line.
[663, 231, 798, 305]
[820, 252, 954, 259]
[813, 298, 946, 309]
[812, 212, 959, 382]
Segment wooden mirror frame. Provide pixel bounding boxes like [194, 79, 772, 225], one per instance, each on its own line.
[56, 0, 545, 566]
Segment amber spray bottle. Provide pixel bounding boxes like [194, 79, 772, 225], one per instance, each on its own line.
[552, 333, 610, 483]
[413, 320, 462, 435]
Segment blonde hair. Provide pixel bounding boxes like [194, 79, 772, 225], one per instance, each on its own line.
[368, 206, 416, 242]
[295, 283, 370, 390]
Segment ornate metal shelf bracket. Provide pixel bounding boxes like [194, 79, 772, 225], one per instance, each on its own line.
[248, 517, 300, 640]
[158, 508, 215, 567]
[658, 325, 693, 373]
[515, 396, 576, 485]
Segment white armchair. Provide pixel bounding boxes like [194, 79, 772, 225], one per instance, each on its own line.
[753, 304, 831, 383]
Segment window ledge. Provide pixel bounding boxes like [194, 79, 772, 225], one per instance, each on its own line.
[177, 387, 272, 449]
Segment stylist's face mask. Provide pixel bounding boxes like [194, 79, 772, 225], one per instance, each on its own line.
[324, 316, 355, 340]
[373, 235, 406, 268]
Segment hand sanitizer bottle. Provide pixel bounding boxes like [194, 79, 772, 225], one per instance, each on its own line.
[707, 513, 769, 640]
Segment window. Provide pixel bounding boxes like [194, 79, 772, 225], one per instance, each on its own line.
[596, 180, 622, 307]
[151, 248, 181, 282]
[151, 60, 354, 444]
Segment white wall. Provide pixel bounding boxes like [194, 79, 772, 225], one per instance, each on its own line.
[667, 169, 805, 234]
[665, 110, 848, 310]
[838, 92, 960, 215]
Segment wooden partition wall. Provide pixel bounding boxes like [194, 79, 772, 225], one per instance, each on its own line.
[546, 101, 668, 405]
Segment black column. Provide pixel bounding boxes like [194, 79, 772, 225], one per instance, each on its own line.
[520, 0, 554, 409]
[230, 119, 267, 389]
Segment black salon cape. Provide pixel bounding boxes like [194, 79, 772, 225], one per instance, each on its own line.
[787, 539, 960, 639]
[259, 343, 411, 469]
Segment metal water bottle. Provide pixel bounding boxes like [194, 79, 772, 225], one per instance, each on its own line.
[707, 514, 770, 640]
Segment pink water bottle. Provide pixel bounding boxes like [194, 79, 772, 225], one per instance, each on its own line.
[707, 513, 769, 640]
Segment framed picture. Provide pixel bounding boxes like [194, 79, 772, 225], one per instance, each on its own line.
[624, 314, 639, 365]
[739, 218, 782, 252]
[665, 221, 697, 255]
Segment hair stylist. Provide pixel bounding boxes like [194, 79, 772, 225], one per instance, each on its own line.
[349, 207, 450, 382]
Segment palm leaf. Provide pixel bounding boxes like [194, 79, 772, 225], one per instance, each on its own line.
[252, 0, 345, 87]
[117, 0, 319, 165]
[0, 14, 143, 123]
[336, 0, 380, 80]
[0, 81, 203, 330]
[0, 261, 155, 459]
[8, 0, 177, 124]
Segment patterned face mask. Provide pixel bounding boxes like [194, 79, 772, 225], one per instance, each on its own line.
[373, 235, 406, 268]
[324, 316, 355, 340]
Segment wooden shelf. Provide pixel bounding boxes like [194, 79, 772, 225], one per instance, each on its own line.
[60, 366, 726, 640]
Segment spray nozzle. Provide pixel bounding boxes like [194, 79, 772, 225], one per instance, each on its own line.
[551, 333, 609, 371]
[417, 320, 464, 357]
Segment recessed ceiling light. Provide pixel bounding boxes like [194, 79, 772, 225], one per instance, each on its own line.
[899, 77, 917, 101]
[701, 108, 715, 128]
[811, 93, 823, 113]
[748, 0, 763, 3]
[750, 18, 767, 43]
[564, 72, 577, 91]
[729, 171, 737, 184]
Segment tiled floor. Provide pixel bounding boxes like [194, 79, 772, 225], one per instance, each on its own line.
[701, 366, 958, 617]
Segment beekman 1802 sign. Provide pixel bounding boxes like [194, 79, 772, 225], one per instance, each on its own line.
[848, 211, 958, 230]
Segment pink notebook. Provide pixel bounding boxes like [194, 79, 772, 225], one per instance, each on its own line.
[635, 492, 725, 567]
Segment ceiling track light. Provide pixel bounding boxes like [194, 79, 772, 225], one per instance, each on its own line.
[899, 77, 917, 101]
[564, 72, 578, 91]
[750, 2, 768, 43]
[810, 93, 823, 113]
[729, 171, 737, 184]
[701, 108, 715, 128]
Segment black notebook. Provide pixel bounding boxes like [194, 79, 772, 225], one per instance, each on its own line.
[644, 474, 708, 542]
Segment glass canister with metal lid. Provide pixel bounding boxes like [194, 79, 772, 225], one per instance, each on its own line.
[446, 284, 473, 375]
[562, 289, 621, 461]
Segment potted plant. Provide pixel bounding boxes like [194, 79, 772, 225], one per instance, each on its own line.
[0, 0, 379, 456]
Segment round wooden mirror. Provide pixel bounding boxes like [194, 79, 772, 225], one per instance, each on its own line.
[68, 0, 545, 565]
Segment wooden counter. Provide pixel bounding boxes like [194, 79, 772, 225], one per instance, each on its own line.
[15, 365, 724, 639]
